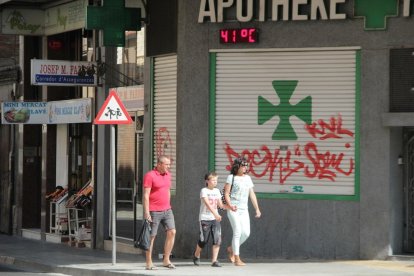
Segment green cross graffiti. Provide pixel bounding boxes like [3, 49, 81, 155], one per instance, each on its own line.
[86, 0, 141, 47]
[354, 0, 398, 30]
[258, 80, 312, 140]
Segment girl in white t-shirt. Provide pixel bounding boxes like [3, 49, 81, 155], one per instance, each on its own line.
[192, 172, 227, 267]
[223, 157, 261, 266]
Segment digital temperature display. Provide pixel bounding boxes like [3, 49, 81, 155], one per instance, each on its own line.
[220, 28, 258, 44]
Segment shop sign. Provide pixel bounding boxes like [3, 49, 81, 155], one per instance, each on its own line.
[48, 98, 92, 124]
[48, 39, 63, 51]
[44, 0, 87, 36]
[0, 0, 87, 36]
[198, 0, 412, 30]
[199, 0, 345, 23]
[85, 0, 141, 47]
[1, 98, 92, 124]
[113, 85, 144, 110]
[1, 9, 43, 35]
[2, 102, 47, 124]
[31, 59, 97, 87]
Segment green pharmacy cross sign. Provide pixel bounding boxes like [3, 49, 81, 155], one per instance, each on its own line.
[258, 80, 312, 141]
[86, 0, 141, 47]
[354, 0, 398, 30]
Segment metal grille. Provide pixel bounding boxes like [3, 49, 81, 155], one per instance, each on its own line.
[390, 48, 414, 112]
[404, 131, 414, 252]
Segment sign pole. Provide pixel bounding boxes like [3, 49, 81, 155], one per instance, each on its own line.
[111, 124, 116, 265]
[93, 89, 133, 266]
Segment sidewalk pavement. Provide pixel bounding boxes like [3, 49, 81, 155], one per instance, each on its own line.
[1, 234, 414, 276]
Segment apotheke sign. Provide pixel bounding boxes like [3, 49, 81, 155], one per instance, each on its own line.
[198, 0, 413, 30]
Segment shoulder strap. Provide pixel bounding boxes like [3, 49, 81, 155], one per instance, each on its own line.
[230, 174, 234, 193]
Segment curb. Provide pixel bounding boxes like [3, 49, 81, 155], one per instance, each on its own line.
[0, 255, 54, 273]
[0, 255, 146, 276]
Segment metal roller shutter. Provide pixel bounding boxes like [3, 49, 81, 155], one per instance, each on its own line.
[212, 48, 359, 199]
[152, 55, 177, 189]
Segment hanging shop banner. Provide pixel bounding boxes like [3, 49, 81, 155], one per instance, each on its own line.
[44, 0, 87, 36]
[211, 48, 360, 200]
[31, 59, 98, 87]
[2, 102, 47, 124]
[113, 85, 144, 110]
[1, 98, 92, 124]
[1, 9, 44, 35]
[48, 98, 92, 124]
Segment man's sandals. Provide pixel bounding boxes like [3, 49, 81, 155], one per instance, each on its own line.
[163, 263, 176, 269]
[146, 263, 175, 270]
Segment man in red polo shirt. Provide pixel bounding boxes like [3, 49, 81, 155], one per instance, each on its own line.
[143, 155, 176, 270]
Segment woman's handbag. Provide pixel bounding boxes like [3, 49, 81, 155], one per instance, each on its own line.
[220, 175, 234, 209]
[134, 219, 151, 251]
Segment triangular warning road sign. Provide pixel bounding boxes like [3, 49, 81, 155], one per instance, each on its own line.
[94, 89, 132, 125]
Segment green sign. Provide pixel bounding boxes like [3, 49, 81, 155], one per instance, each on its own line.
[258, 80, 312, 140]
[86, 0, 141, 47]
[354, 0, 398, 30]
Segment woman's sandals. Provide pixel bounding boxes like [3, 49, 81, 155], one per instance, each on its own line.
[227, 246, 235, 263]
[234, 256, 246, 266]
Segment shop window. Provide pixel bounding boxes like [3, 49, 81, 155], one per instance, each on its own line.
[68, 124, 92, 191]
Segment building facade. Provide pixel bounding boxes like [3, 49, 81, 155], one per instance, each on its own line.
[0, 0, 145, 249]
[144, 0, 414, 259]
[2, 0, 414, 261]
